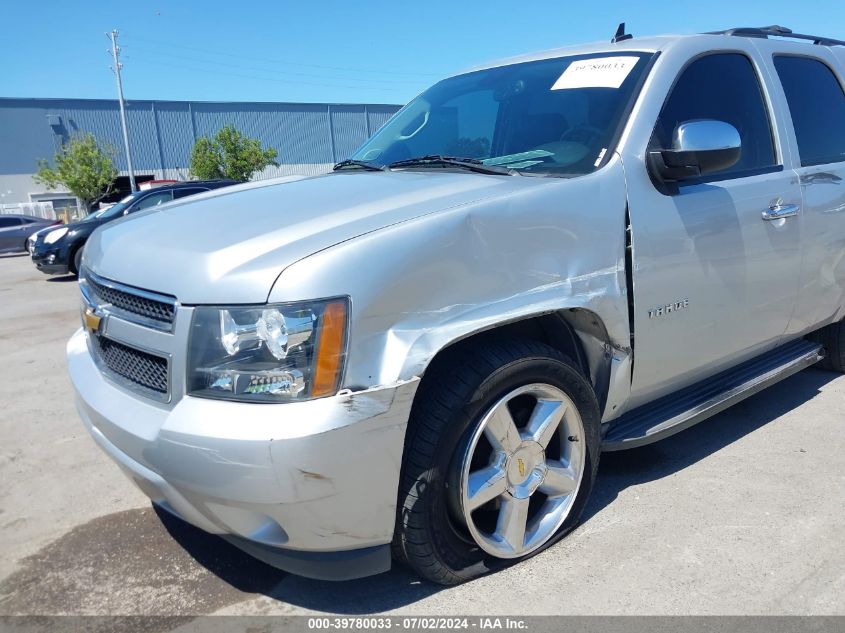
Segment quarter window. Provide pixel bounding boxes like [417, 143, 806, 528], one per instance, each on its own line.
[773, 56, 845, 166]
[651, 53, 776, 177]
[0, 217, 22, 228]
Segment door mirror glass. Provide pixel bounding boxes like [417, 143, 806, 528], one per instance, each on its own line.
[650, 119, 742, 181]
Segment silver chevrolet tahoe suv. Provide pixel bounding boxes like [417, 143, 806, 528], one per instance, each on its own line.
[69, 25, 845, 584]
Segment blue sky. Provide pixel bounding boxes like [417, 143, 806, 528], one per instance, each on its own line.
[2, 1, 844, 105]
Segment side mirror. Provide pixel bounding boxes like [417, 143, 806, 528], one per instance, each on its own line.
[649, 120, 741, 182]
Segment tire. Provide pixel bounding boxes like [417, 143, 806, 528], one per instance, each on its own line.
[71, 246, 83, 276]
[812, 320, 845, 372]
[394, 339, 601, 585]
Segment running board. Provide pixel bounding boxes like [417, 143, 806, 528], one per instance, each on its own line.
[602, 339, 825, 451]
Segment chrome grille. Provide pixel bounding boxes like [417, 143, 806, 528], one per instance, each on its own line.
[86, 274, 176, 326]
[90, 334, 169, 395]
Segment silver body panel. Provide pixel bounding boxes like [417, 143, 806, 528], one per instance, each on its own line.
[69, 32, 845, 569]
[268, 158, 631, 390]
[618, 35, 804, 410]
[69, 328, 419, 551]
[83, 171, 545, 304]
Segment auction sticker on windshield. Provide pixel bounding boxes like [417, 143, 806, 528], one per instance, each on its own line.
[551, 56, 640, 90]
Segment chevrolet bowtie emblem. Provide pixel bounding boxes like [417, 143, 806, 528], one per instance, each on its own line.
[84, 308, 102, 333]
[517, 458, 526, 478]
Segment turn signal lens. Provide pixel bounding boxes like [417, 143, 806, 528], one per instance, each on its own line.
[312, 300, 347, 397]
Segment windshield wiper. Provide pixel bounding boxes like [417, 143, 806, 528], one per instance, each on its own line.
[387, 155, 516, 176]
[333, 159, 386, 172]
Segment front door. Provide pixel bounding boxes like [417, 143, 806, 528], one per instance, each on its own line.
[623, 51, 802, 408]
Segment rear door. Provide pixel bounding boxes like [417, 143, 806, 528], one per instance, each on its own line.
[763, 49, 845, 335]
[620, 45, 803, 408]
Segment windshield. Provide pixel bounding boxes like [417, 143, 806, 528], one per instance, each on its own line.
[91, 193, 140, 220]
[351, 52, 654, 176]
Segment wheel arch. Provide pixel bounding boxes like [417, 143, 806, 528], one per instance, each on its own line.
[68, 239, 86, 274]
[412, 308, 621, 417]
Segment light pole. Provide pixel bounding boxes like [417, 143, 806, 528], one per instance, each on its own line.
[108, 29, 137, 192]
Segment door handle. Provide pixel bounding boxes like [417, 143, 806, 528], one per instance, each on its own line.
[762, 204, 800, 221]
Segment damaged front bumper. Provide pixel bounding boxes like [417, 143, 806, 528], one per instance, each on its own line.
[67, 328, 419, 580]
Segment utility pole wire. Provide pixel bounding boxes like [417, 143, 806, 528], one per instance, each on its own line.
[108, 30, 137, 193]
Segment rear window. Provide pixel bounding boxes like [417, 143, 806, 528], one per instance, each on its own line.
[773, 56, 845, 166]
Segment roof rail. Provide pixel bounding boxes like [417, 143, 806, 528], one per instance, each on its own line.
[707, 25, 845, 47]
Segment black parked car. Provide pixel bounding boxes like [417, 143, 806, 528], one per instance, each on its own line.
[0, 214, 62, 254]
[31, 180, 237, 275]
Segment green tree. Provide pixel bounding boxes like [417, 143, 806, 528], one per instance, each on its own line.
[190, 124, 279, 182]
[34, 133, 118, 211]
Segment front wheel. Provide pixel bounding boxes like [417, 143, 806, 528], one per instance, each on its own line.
[394, 339, 600, 585]
[71, 246, 83, 276]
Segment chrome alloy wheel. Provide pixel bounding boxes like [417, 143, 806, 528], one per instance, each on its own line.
[456, 383, 586, 558]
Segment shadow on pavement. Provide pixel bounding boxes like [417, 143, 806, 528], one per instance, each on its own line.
[154, 505, 287, 595]
[46, 274, 77, 282]
[582, 367, 837, 524]
[157, 505, 443, 613]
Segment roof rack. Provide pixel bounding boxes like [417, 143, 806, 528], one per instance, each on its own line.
[707, 25, 845, 47]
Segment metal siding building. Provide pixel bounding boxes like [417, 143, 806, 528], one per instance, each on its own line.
[0, 97, 401, 206]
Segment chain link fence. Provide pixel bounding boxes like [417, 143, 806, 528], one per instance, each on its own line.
[0, 200, 84, 223]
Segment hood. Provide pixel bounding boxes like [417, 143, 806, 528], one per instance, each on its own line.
[86, 171, 540, 303]
[66, 216, 106, 238]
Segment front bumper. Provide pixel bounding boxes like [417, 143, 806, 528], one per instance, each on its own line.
[31, 247, 69, 275]
[68, 328, 419, 580]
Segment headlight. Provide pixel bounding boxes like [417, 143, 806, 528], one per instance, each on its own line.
[187, 298, 348, 402]
[44, 227, 68, 244]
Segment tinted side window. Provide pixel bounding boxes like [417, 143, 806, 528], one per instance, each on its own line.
[652, 53, 776, 176]
[774, 56, 845, 166]
[173, 187, 208, 199]
[0, 217, 22, 228]
[132, 191, 173, 212]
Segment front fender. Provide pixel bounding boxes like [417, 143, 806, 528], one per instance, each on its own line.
[270, 156, 630, 390]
